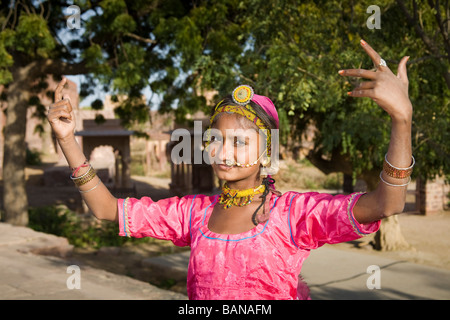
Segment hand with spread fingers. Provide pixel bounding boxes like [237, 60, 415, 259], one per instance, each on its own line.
[340, 40, 414, 224]
[47, 77, 76, 142]
[339, 39, 412, 122]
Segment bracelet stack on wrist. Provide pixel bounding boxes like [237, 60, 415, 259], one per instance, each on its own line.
[70, 165, 97, 187]
[70, 159, 98, 189]
[379, 154, 414, 187]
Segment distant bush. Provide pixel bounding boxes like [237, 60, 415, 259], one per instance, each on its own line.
[26, 148, 42, 166]
[28, 205, 151, 248]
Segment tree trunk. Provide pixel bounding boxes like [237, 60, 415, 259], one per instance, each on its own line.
[373, 215, 411, 251]
[343, 173, 354, 194]
[2, 66, 31, 226]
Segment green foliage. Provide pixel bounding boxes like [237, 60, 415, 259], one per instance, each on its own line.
[0, 29, 14, 84]
[0, 13, 54, 85]
[14, 14, 55, 58]
[1, 0, 448, 190]
[28, 205, 68, 237]
[26, 148, 42, 166]
[28, 205, 150, 249]
[177, 0, 449, 180]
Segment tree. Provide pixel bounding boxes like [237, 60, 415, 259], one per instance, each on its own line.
[0, 0, 210, 225]
[166, 0, 449, 250]
[1, 0, 447, 253]
[0, 1, 87, 225]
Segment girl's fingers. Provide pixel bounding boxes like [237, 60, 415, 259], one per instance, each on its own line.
[397, 56, 410, 83]
[356, 81, 376, 90]
[49, 98, 73, 113]
[360, 39, 396, 75]
[54, 77, 67, 102]
[48, 109, 72, 123]
[348, 89, 375, 98]
[48, 99, 73, 120]
[339, 69, 377, 79]
[62, 94, 73, 113]
[360, 39, 383, 68]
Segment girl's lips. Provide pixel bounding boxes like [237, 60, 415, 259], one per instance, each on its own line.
[217, 164, 234, 171]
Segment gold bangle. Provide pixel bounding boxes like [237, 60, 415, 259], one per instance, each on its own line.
[71, 165, 96, 187]
[383, 154, 414, 179]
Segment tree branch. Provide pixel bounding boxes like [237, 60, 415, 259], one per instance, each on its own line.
[397, 0, 450, 89]
[30, 59, 89, 78]
[397, 0, 442, 55]
[428, 0, 450, 55]
[2, 1, 15, 31]
[306, 148, 353, 175]
[124, 32, 157, 44]
[297, 67, 325, 83]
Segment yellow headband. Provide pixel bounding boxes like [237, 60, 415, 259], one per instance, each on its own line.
[205, 103, 272, 158]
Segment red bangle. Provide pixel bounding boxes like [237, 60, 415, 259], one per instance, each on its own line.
[71, 160, 89, 178]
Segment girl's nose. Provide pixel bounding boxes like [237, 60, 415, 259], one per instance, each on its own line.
[214, 139, 234, 162]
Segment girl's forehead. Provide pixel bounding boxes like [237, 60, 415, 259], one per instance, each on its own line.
[211, 112, 259, 131]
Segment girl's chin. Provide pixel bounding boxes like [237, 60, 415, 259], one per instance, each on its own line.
[212, 164, 259, 182]
[213, 165, 236, 177]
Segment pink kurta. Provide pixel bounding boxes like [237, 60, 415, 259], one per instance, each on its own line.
[118, 191, 380, 300]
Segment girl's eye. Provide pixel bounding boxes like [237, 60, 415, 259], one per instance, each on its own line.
[210, 136, 222, 143]
[234, 137, 247, 147]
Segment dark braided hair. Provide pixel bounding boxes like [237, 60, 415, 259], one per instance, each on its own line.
[251, 176, 276, 225]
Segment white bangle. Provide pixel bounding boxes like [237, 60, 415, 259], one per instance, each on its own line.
[379, 171, 411, 187]
[384, 153, 415, 170]
[79, 179, 102, 194]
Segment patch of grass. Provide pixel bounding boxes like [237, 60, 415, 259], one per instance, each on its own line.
[26, 148, 42, 166]
[130, 159, 146, 176]
[322, 173, 343, 190]
[274, 159, 343, 191]
[28, 205, 152, 249]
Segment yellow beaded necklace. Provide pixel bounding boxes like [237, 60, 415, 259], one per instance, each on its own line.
[219, 182, 266, 209]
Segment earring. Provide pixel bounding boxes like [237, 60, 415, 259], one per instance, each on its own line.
[261, 156, 271, 167]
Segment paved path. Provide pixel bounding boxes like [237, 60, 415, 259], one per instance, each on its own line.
[0, 223, 186, 300]
[143, 244, 450, 300]
[301, 246, 450, 299]
[1, 222, 449, 300]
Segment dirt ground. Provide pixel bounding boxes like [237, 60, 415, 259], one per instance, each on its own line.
[330, 210, 450, 271]
[12, 163, 450, 294]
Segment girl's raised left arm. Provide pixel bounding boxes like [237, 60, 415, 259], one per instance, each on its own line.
[339, 39, 413, 224]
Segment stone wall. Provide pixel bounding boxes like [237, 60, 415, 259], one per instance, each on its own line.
[417, 177, 450, 215]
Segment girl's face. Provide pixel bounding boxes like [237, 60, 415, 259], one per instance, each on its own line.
[208, 113, 266, 187]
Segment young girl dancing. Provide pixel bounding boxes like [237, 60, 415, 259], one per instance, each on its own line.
[47, 40, 413, 300]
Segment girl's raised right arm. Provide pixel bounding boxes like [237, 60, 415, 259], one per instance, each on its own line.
[47, 77, 118, 221]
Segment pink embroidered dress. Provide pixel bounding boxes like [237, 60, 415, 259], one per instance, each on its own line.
[118, 191, 380, 300]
